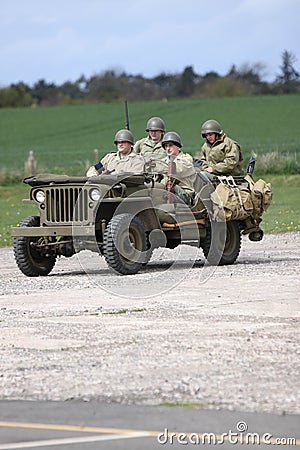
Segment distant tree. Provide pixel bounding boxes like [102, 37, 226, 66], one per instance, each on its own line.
[60, 81, 79, 98]
[276, 50, 299, 93]
[125, 75, 159, 101]
[229, 62, 267, 95]
[175, 66, 197, 97]
[0, 83, 32, 107]
[196, 75, 247, 98]
[227, 64, 238, 78]
[152, 72, 177, 97]
[31, 79, 61, 105]
[202, 71, 220, 81]
[76, 74, 88, 93]
[87, 70, 123, 102]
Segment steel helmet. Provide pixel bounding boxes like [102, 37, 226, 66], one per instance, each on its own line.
[113, 129, 134, 145]
[162, 131, 182, 148]
[201, 119, 223, 137]
[146, 117, 166, 132]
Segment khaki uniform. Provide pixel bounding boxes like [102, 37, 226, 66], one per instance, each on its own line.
[201, 134, 243, 176]
[160, 152, 196, 200]
[87, 151, 145, 177]
[134, 136, 166, 160]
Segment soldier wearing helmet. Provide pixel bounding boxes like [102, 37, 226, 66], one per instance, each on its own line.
[160, 131, 196, 206]
[200, 119, 243, 178]
[133, 116, 166, 160]
[86, 129, 145, 177]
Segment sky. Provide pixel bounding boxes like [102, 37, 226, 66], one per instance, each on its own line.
[1, 0, 299, 87]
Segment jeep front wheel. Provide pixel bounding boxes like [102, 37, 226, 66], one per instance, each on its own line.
[13, 216, 57, 277]
[103, 213, 147, 275]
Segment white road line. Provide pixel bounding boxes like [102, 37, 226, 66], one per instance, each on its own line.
[0, 432, 150, 449]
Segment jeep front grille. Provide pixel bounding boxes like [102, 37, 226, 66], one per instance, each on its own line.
[45, 187, 89, 224]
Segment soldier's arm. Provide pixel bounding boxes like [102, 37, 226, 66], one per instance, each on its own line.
[200, 148, 208, 170]
[174, 155, 196, 178]
[213, 142, 241, 173]
[129, 155, 146, 173]
[86, 165, 99, 177]
[86, 153, 108, 176]
[133, 140, 141, 153]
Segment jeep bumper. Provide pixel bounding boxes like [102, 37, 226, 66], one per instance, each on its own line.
[11, 225, 95, 237]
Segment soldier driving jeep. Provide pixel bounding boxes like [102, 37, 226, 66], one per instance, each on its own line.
[86, 129, 145, 177]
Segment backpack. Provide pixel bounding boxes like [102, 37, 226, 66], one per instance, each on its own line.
[244, 175, 273, 219]
[210, 177, 253, 221]
[210, 175, 272, 222]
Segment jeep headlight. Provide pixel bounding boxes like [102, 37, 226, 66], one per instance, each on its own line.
[90, 188, 101, 201]
[35, 190, 45, 203]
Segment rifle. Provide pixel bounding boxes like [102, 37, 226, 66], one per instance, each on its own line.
[124, 99, 130, 130]
[166, 156, 176, 203]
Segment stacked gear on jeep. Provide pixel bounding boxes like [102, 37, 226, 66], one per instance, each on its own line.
[207, 167, 272, 241]
[245, 175, 273, 219]
[210, 176, 254, 222]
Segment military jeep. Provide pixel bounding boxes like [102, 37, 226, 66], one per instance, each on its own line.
[11, 165, 269, 277]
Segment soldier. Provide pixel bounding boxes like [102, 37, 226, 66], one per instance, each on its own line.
[200, 119, 243, 179]
[160, 131, 196, 206]
[133, 116, 166, 160]
[86, 129, 145, 176]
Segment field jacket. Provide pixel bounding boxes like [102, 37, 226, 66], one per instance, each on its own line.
[160, 152, 196, 196]
[200, 134, 243, 176]
[133, 136, 166, 160]
[86, 151, 145, 176]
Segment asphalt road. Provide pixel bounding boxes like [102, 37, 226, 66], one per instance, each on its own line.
[0, 400, 299, 449]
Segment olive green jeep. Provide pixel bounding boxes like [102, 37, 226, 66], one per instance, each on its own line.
[11, 164, 271, 276]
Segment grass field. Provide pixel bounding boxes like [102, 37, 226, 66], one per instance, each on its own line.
[0, 95, 300, 179]
[1, 96, 299, 247]
[0, 175, 299, 248]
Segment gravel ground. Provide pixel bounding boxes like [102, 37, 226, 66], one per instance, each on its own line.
[0, 232, 299, 415]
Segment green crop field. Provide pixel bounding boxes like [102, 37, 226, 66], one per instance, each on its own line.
[0, 95, 299, 247]
[0, 94, 300, 179]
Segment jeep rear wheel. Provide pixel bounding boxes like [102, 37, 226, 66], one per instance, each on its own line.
[103, 213, 147, 275]
[201, 220, 241, 265]
[13, 216, 57, 277]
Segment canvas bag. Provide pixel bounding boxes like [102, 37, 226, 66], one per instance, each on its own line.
[244, 175, 273, 219]
[210, 176, 254, 222]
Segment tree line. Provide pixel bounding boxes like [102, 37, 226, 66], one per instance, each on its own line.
[0, 50, 299, 108]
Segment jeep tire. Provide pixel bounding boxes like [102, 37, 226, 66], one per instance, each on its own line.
[103, 213, 147, 275]
[13, 216, 57, 277]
